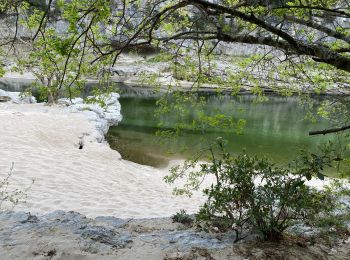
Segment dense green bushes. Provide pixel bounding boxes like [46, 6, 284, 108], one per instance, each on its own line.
[166, 139, 337, 242]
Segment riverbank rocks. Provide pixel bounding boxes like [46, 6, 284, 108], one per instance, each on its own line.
[1, 210, 350, 259]
[0, 210, 235, 258]
[0, 89, 36, 104]
[58, 93, 122, 142]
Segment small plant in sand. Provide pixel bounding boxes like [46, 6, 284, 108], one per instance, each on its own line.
[0, 163, 33, 210]
[165, 138, 337, 242]
[172, 209, 193, 225]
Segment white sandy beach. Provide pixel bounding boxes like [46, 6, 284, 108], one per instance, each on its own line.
[0, 102, 205, 218]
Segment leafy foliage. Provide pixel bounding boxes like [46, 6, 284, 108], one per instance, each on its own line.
[1, 0, 350, 119]
[172, 209, 193, 225]
[166, 139, 337, 241]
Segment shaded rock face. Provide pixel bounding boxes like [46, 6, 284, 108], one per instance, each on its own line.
[110, 42, 161, 56]
[58, 93, 122, 142]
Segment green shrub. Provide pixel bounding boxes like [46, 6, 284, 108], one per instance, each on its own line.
[172, 209, 193, 225]
[166, 139, 336, 242]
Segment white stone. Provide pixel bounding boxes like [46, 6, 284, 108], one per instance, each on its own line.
[81, 110, 100, 122]
[57, 97, 84, 106]
[0, 89, 37, 104]
[59, 92, 122, 143]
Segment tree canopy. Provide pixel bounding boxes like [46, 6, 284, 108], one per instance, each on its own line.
[0, 0, 349, 133]
[2, 1, 350, 69]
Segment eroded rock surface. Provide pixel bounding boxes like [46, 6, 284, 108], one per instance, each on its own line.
[0, 210, 349, 260]
[0, 210, 236, 260]
[58, 93, 122, 142]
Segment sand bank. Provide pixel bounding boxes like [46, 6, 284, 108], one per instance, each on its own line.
[0, 102, 205, 218]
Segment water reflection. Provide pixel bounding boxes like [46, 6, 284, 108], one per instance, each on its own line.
[107, 93, 334, 168]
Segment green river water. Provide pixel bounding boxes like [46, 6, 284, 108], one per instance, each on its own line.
[107, 92, 338, 169]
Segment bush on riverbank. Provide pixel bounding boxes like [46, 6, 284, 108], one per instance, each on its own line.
[165, 139, 339, 242]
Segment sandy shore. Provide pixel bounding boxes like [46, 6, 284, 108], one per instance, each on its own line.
[0, 102, 205, 218]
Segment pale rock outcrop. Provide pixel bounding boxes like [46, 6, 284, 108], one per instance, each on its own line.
[0, 89, 122, 142]
[58, 93, 122, 142]
[0, 89, 36, 104]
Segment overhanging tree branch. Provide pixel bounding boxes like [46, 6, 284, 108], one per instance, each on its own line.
[33, 0, 53, 40]
[309, 125, 350, 136]
[185, 0, 350, 73]
[283, 15, 350, 44]
[273, 5, 350, 18]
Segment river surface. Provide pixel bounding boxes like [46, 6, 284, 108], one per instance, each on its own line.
[107, 91, 336, 168]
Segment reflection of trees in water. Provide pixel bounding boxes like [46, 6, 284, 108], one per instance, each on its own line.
[106, 133, 169, 168]
[106, 94, 335, 167]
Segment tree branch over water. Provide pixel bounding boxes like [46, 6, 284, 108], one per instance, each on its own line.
[309, 125, 350, 136]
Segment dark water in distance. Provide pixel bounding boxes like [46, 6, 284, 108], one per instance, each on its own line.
[107, 92, 336, 168]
